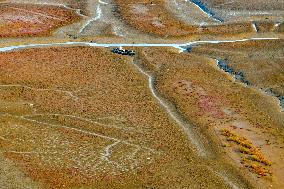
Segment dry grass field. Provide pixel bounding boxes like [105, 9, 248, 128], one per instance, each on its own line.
[113, 0, 254, 37]
[132, 42, 284, 188]
[0, 3, 81, 38]
[0, 46, 249, 189]
[0, 0, 283, 189]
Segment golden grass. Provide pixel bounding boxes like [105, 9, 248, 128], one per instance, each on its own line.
[221, 129, 272, 176]
[221, 129, 253, 149]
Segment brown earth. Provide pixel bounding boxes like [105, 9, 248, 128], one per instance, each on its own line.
[0, 3, 81, 38]
[132, 42, 284, 188]
[113, 0, 255, 37]
[0, 46, 250, 189]
[0, 1, 283, 189]
[191, 39, 284, 97]
[63, 0, 88, 16]
[200, 0, 284, 11]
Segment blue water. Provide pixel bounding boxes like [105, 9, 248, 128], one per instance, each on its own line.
[265, 89, 284, 110]
[190, 0, 224, 22]
[278, 96, 284, 108]
[216, 59, 251, 86]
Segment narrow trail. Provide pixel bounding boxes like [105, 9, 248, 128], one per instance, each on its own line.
[130, 55, 246, 189]
[0, 37, 280, 52]
[0, 112, 158, 173]
[131, 56, 207, 157]
[0, 37, 280, 189]
[9, 7, 65, 21]
[80, 4, 102, 33]
[0, 112, 157, 154]
[0, 37, 281, 156]
[79, 0, 111, 34]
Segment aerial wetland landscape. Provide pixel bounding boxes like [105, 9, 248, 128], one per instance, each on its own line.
[0, 0, 283, 189]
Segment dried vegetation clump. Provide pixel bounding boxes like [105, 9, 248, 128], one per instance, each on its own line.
[221, 129, 272, 176]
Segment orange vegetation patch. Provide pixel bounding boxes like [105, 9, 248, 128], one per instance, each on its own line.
[134, 46, 284, 187]
[114, 0, 252, 36]
[221, 129, 272, 176]
[0, 3, 81, 38]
